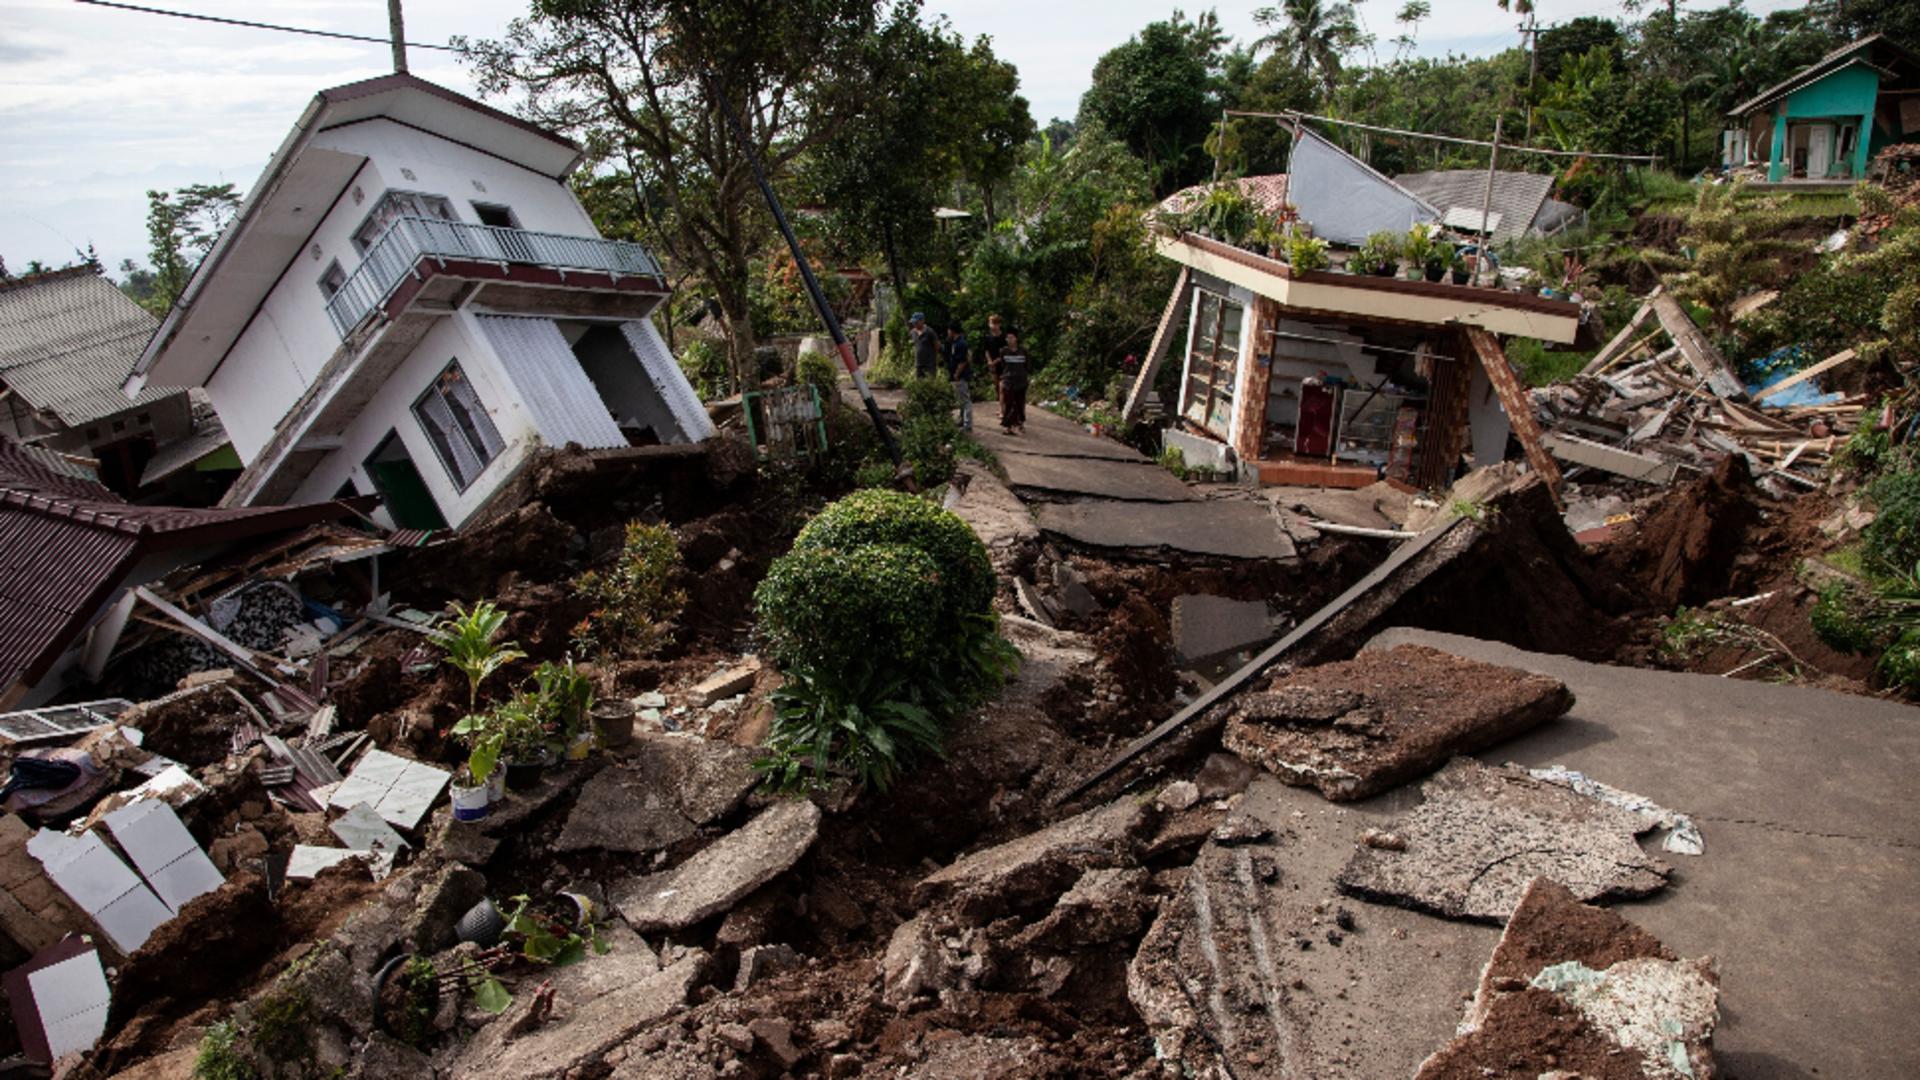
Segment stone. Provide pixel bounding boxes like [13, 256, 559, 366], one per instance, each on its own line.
[1156, 780, 1201, 811]
[207, 826, 269, 874]
[1337, 759, 1670, 923]
[748, 1018, 802, 1069]
[733, 943, 798, 991]
[1224, 645, 1573, 801]
[450, 953, 708, 1079]
[1171, 594, 1278, 663]
[688, 660, 761, 706]
[1194, 752, 1258, 799]
[556, 734, 758, 854]
[881, 915, 961, 1008]
[612, 800, 821, 933]
[810, 1018, 852, 1050]
[401, 864, 489, 952]
[1012, 867, 1156, 950]
[910, 798, 1157, 925]
[1210, 815, 1271, 845]
[715, 1023, 755, 1054]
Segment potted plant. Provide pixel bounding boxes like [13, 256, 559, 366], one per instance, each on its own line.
[449, 760, 491, 822]
[1247, 214, 1286, 257]
[1449, 249, 1471, 285]
[1361, 231, 1399, 277]
[1424, 241, 1451, 283]
[591, 698, 636, 749]
[1284, 232, 1330, 273]
[497, 699, 550, 791]
[530, 659, 595, 762]
[1402, 225, 1438, 282]
[435, 600, 525, 713]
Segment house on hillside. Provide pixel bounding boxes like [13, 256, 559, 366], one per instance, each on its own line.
[1724, 34, 1920, 182]
[0, 444, 366, 708]
[0, 266, 211, 497]
[124, 74, 714, 533]
[1392, 170, 1585, 243]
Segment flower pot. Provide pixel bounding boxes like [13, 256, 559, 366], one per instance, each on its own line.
[450, 781, 490, 822]
[1372, 264, 1396, 278]
[1450, 269, 1470, 285]
[592, 702, 635, 749]
[1424, 264, 1445, 283]
[504, 758, 547, 791]
[487, 770, 504, 801]
[456, 898, 506, 947]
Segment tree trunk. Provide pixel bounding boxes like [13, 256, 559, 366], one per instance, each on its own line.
[721, 295, 757, 396]
[981, 184, 997, 228]
[882, 217, 908, 299]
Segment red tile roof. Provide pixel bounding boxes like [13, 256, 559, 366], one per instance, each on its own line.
[0, 443, 369, 695]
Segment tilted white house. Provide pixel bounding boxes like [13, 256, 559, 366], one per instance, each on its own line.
[126, 74, 712, 531]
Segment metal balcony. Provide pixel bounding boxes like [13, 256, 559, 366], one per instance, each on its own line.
[324, 216, 664, 337]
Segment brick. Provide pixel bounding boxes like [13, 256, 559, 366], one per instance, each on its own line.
[9, 872, 62, 913]
[0, 889, 61, 953]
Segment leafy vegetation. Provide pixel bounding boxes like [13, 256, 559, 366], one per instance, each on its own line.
[192, 1021, 256, 1080]
[571, 522, 687, 660]
[436, 601, 525, 713]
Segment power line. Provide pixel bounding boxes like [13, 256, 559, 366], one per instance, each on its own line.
[72, 0, 459, 52]
[1224, 108, 1661, 164]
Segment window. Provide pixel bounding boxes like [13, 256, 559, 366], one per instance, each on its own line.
[353, 190, 457, 253]
[136, 412, 151, 425]
[413, 361, 505, 491]
[1182, 291, 1242, 438]
[471, 203, 518, 229]
[318, 260, 346, 300]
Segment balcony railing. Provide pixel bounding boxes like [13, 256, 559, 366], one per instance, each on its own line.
[324, 216, 664, 337]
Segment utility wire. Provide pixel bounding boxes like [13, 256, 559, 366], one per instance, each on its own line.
[72, 0, 460, 51]
[1224, 108, 1661, 163]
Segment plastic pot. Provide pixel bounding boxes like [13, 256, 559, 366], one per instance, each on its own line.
[564, 730, 594, 763]
[1451, 269, 1470, 285]
[455, 898, 505, 948]
[486, 770, 504, 802]
[592, 702, 635, 749]
[450, 782, 490, 822]
[504, 758, 546, 791]
[1424, 264, 1445, 283]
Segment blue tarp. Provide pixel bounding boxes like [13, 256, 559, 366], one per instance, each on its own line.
[1747, 345, 1844, 409]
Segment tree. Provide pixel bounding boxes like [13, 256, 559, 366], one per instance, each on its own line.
[1392, 1, 1430, 61]
[1253, 0, 1367, 99]
[461, 0, 897, 391]
[115, 259, 163, 310]
[1077, 10, 1228, 196]
[143, 183, 241, 315]
[1535, 16, 1622, 83]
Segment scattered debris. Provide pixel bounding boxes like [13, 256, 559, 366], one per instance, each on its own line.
[1523, 764, 1704, 855]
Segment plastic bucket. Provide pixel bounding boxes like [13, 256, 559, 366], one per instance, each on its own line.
[450, 783, 490, 822]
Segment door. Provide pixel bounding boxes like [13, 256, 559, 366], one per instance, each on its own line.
[364, 431, 448, 531]
[1295, 383, 1335, 457]
[1806, 125, 1833, 179]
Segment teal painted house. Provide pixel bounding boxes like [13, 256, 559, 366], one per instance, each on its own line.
[1724, 35, 1920, 182]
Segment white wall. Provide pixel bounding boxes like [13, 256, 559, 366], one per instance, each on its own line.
[287, 310, 540, 529]
[210, 117, 597, 464]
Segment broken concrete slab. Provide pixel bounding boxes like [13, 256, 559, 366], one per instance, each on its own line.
[1194, 752, 1257, 799]
[1035, 498, 1297, 561]
[555, 734, 758, 854]
[942, 461, 1039, 561]
[1417, 878, 1719, 1080]
[449, 952, 708, 1080]
[969, 406, 1149, 463]
[911, 797, 1158, 925]
[998, 452, 1195, 502]
[688, 659, 760, 706]
[1222, 645, 1573, 801]
[1171, 594, 1278, 663]
[1269, 480, 1415, 532]
[1010, 866, 1155, 950]
[612, 799, 821, 933]
[1336, 758, 1668, 922]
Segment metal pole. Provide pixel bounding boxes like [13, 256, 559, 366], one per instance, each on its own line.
[387, 0, 407, 73]
[1477, 115, 1502, 280]
[705, 72, 902, 466]
[1211, 108, 1227, 182]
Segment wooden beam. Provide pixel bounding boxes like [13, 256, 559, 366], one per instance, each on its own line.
[1578, 286, 1660, 377]
[1652, 293, 1745, 400]
[1233, 297, 1278, 464]
[1755, 348, 1857, 404]
[1542, 432, 1680, 485]
[1465, 327, 1564, 508]
[1121, 267, 1193, 423]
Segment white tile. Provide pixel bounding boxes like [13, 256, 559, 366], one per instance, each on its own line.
[145, 852, 224, 913]
[330, 804, 406, 853]
[351, 750, 410, 784]
[285, 846, 357, 880]
[25, 951, 109, 1023]
[43, 836, 144, 914]
[91, 887, 171, 953]
[373, 789, 435, 830]
[41, 1005, 108, 1060]
[102, 801, 199, 879]
[327, 776, 385, 810]
[391, 764, 450, 797]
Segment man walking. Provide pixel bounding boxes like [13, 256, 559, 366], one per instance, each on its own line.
[946, 321, 973, 432]
[981, 313, 1007, 399]
[998, 330, 1029, 434]
[909, 311, 939, 380]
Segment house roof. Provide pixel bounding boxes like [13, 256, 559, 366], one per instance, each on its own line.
[1728, 33, 1920, 118]
[129, 73, 584, 393]
[0, 267, 175, 427]
[0, 442, 368, 694]
[1393, 170, 1555, 244]
[137, 410, 231, 489]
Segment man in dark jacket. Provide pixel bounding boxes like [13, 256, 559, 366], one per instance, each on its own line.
[910, 312, 939, 379]
[945, 322, 973, 431]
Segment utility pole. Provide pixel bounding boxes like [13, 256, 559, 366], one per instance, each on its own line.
[388, 0, 408, 74]
[1522, 11, 1539, 143]
[1477, 115, 1502, 280]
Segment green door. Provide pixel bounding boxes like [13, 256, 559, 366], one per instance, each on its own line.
[365, 432, 449, 530]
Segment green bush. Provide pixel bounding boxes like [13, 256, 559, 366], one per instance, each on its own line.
[900, 376, 957, 424]
[571, 521, 687, 659]
[678, 339, 731, 400]
[193, 1021, 256, 1080]
[1863, 468, 1920, 576]
[792, 488, 995, 620]
[899, 417, 957, 489]
[1879, 629, 1920, 691]
[795, 349, 841, 405]
[754, 543, 944, 692]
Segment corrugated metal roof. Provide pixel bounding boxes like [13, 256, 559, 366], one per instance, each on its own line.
[138, 414, 230, 488]
[0, 442, 371, 694]
[0, 268, 178, 426]
[1393, 170, 1554, 244]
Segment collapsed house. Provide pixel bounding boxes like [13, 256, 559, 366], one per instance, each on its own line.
[0, 267, 219, 499]
[1392, 168, 1586, 242]
[123, 73, 714, 533]
[1723, 33, 1920, 182]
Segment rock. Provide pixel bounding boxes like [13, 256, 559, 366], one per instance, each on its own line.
[715, 1023, 755, 1054]
[556, 734, 758, 854]
[733, 942, 798, 991]
[1012, 867, 1156, 950]
[1171, 594, 1278, 663]
[431, 810, 501, 867]
[1337, 759, 1670, 923]
[1210, 815, 1271, 845]
[349, 1033, 433, 1080]
[881, 914, 954, 1008]
[207, 826, 269, 873]
[1194, 752, 1258, 799]
[1223, 645, 1573, 801]
[810, 1018, 852, 1050]
[1361, 829, 1407, 851]
[1156, 780, 1201, 811]
[689, 660, 760, 706]
[450, 953, 708, 1079]
[612, 800, 822, 933]
[748, 1018, 802, 1069]
[910, 798, 1157, 925]
[399, 864, 488, 952]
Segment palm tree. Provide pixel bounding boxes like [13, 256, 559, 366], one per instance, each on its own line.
[1254, 0, 1366, 98]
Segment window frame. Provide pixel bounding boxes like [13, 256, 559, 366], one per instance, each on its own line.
[411, 360, 505, 492]
[1182, 290, 1242, 439]
[352, 190, 458, 254]
[470, 202, 519, 229]
[317, 259, 347, 301]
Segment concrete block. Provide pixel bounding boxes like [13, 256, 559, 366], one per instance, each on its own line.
[689, 660, 761, 706]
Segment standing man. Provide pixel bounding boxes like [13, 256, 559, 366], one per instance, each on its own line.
[946, 322, 973, 432]
[910, 312, 940, 380]
[981, 313, 1007, 399]
[998, 330, 1030, 435]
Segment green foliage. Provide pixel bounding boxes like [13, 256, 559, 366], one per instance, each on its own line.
[571, 522, 687, 660]
[1653, 181, 1798, 331]
[436, 601, 526, 713]
[1743, 256, 1896, 364]
[900, 377, 958, 425]
[1400, 224, 1440, 272]
[529, 659, 595, 740]
[1505, 338, 1590, 387]
[795, 350, 841, 405]
[393, 957, 439, 1050]
[502, 894, 610, 968]
[193, 1022, 257, 1080]
[1863, 469, 1920, 577]
[1284, 233, 1330, 272]
[1535, 46, 1678, 159]
[756, 543, 945, 684]
[1447, 497, 1498, 525]
[1077, 10, 1229, 195]
[677, 339, 732, 401]
[1658, 607, 1726, 662]
[758, 665, 946, 792]
[1811, 582, 1882, 655]
[1254, 0, 1366, 98]
[1159, 445, 1189, 479]
[791, 488, 997, 618]
[854, 458, 896, 489]
[1351, 231, 1398, 275]
[1878, 630, 1920, 691]
[899, 417, 958, 489]
[144, 182, 242, 316]
[1838, 421, 1894, 477]
[247, 988, 312, 1065]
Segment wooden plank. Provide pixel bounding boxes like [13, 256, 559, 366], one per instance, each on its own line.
[1466, 327, 1564, 507]
[1755, 348, 1857, 404]
[1542, 432, 1680, 485]
[1651, 293, 1745, 399]
[1121, 267, 1194, 423]
[1578, 286, 1659, 376]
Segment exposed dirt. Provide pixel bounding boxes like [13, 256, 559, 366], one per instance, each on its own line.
[1601, 456, 1765, 609]
[1416, 987, 1650, 1080]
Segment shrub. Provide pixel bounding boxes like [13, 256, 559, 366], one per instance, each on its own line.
[900, 376, 958, 425]
[1863, 468, 1920, 576]
[853, 457, 896, 489]
[1159, 445, 1188, 479]
[571, 522, 687, 659]
[755, 544, 944, 692]
[1811, 582, 1882, 654]
[436, 601, 525, 712]
[1284, 233, 1329, 272]
[193, 1021, 256, 1080]
[791, 488, 996, 620]
[899, 417, 957, 489]
[1879, 629, 1920, 691]
[795, 349, 841, 405]
[678, 339, 731, 400]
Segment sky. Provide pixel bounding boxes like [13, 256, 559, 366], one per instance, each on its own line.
[0, 0, 1799, 273]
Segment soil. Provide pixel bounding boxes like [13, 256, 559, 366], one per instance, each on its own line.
[1415, 987, 1651, 1080]
[1482, 879, 1673, 990]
